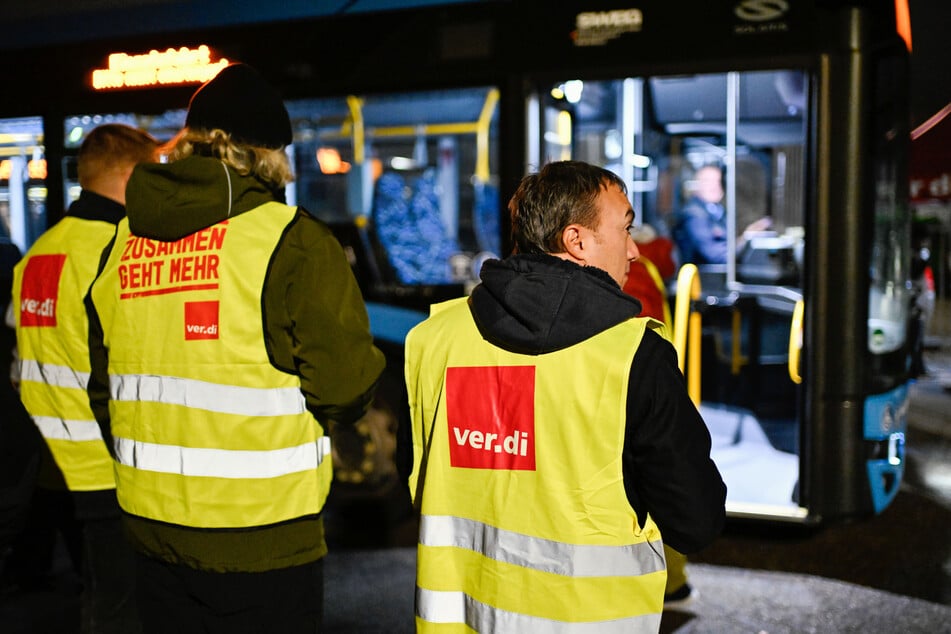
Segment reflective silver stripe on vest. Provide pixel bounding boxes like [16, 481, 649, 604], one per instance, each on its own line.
[20, 359, 89, 390]
[416, 588, 662, 634]
[420, 514, 665, 577]
[109, 374, 306, 416]
[113, 436, 332, 479]
[32, 416, 104, 442]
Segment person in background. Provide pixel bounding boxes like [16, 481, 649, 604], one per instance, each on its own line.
[10, 124, 157, 633]
[404, 160, 726, 631]
[86, 63, 385, 634]
[672, 164, 770, 265]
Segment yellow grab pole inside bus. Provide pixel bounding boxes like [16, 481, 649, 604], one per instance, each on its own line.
[673, 264, 702, 406]
[788, 299, 804, 384]
[345, 96, 365, 165]
[475, 88, 500, 183]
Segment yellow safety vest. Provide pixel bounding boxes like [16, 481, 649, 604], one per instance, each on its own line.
[89, 203, 332, 529]
[406, 298, 666, 633]
[12, 217, 117, 491]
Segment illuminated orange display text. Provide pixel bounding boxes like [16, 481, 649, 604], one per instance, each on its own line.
[91, 45, 229, 91]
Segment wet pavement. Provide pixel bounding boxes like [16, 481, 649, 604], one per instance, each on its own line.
[687, 339, 951, 605]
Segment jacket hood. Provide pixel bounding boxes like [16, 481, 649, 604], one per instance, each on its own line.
[124, 155, 279, 241]
[469, 253, 642, 355]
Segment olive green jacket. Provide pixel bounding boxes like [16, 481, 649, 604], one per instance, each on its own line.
[87, 155, 385, 572]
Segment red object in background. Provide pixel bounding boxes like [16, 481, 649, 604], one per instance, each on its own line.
[910, 102, 951, 203]
[623, 234, 676, 324]
[633, 237, 676, 279]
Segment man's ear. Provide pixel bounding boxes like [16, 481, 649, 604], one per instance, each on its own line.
[560, 224, 586, 262]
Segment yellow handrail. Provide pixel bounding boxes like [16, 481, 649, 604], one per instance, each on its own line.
[333, 90, 500, 177]
[673, 264, 702, 406]
[345, 95, 365, 165]
[475, 88, 500, 183]
[788, 299, 804, 384]
[333, 89, 500, 200]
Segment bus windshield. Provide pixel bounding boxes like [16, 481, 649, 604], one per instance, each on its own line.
[868, 51, 911, 387]
[534, 69, 809, 518]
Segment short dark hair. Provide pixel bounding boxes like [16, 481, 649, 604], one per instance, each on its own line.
[77, 124, 158, 187]
[508, 160, 627, 255]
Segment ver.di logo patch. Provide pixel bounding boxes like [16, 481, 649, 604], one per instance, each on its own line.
[446, 365, 536, 470]
[19, 254, 67, 327]
[184, 300, 219, 340]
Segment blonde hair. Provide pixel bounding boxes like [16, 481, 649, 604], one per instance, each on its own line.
[162, 128, 294, 190]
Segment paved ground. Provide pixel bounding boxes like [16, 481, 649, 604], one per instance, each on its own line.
[321, 547, 951, 634]
[4, 543, 950, 634]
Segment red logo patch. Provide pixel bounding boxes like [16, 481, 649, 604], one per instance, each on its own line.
[19, 254, 67, 327]
[446, 366, 536, 470]
[184, 300, 219, 340]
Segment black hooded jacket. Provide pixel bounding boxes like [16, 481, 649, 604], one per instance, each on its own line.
[467, 253, 726, 553]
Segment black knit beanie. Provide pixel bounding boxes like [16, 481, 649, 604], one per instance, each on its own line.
[185, 63, 292, 149]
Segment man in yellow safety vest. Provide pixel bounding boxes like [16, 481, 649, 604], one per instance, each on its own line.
[405, 160, 726, 633]
[12, 123, 158, 633]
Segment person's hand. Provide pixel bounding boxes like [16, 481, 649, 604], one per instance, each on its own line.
[742, 216, 773, 236]
[738, 217, 774, 254]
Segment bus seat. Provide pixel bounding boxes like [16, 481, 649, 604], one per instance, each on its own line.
[370, 173, 414, 283]
[409, 169, 460, 281]
[371, 170, 459, 285]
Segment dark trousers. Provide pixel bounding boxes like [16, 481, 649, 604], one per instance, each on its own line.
[135, 552, 324, 634]
[2, 487, 81, 585]
[81, 515, 141, 634]
[3, 487, 141, 634]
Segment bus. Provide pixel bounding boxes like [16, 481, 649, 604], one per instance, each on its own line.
[1, 0, 912, 524]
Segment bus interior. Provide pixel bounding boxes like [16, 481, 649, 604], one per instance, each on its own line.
[0, 117, 47, 253]
[537, 69, 810, 518]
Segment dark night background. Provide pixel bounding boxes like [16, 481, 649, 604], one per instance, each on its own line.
[0, 1, 947, 126]
[907, 0, 951, 126]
